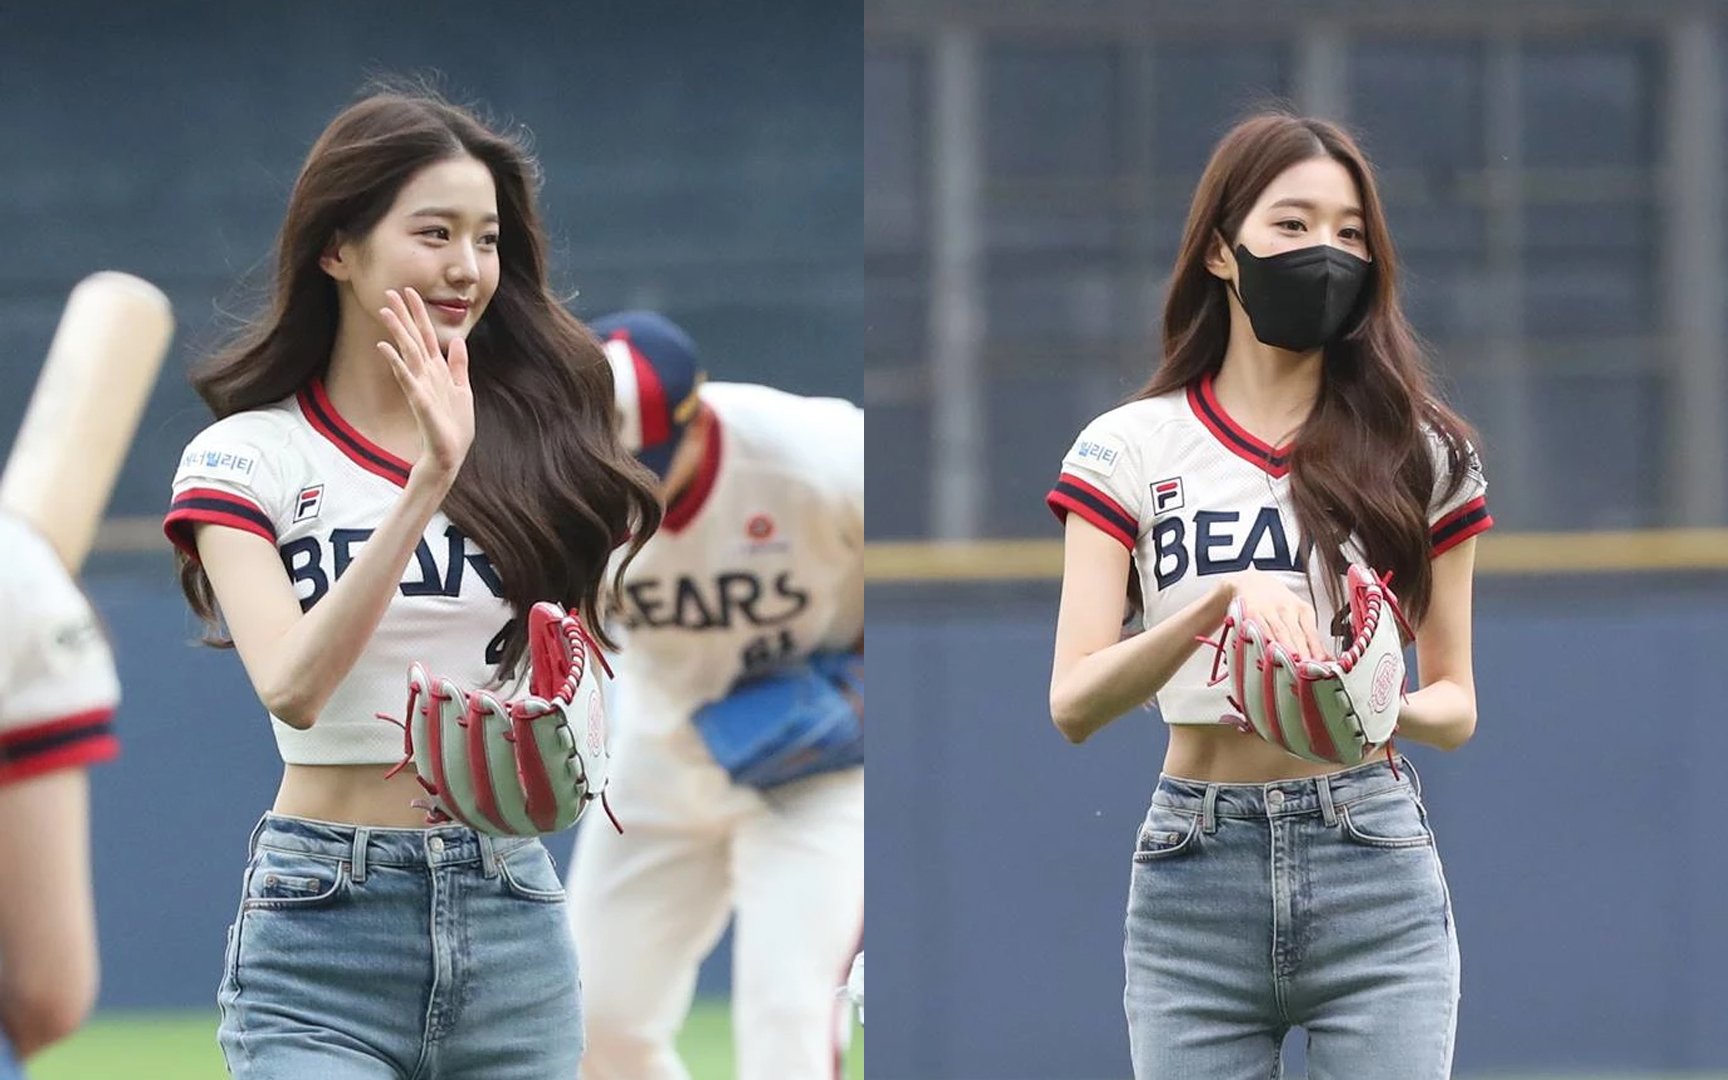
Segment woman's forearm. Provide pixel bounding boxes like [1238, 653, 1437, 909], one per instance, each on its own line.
[1394, 679, 1477, 751]
[255, 468, 454, 727]
[1051, 581, 1235, 744]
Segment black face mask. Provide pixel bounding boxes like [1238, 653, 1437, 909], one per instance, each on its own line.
[1230, 242, 1372, 353]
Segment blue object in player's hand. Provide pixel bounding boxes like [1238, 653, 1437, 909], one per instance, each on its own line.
[693, 652, 863, 789]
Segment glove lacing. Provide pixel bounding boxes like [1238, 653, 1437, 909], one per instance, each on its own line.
[529, 614, 622, 835]
[1193, 568, 1415, 778]
[376, 611, 625, 833]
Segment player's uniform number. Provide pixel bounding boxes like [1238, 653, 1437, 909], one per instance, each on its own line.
[486, 620, 514, 666]
[740, 629, 797, 677]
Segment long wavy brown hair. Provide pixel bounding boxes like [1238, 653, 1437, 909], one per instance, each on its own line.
[178, 81, 661, 672]
[1138, 111, 1476, 623]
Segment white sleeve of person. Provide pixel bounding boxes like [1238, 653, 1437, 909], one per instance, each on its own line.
[1222, 565, 1407, 766]
[1425, 428, 1493, 557]
[164, 412, 294, 557]
[0, 515, 121, 784]
[1047, 411, 1145, 550]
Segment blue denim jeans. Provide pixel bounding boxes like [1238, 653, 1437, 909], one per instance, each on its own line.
[1125, 756, 1459, 1080]
[217, 814, 583, 1079]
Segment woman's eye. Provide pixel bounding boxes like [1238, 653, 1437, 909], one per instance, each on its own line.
[420, 227, 450, 241]
[1340, 227, 1364, 242]
[479, 233, 500, 247]
[1277, 219, 1306, 232]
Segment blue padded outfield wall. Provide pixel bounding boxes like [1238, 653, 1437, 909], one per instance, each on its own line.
[866, 572, 1728, 1080]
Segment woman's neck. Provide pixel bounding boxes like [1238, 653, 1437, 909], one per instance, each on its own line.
[322, 303, 422, 462]
[1213, 315, 1324, 446]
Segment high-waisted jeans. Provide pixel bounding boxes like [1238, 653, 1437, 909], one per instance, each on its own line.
[217, 814, 583, 1079]
[1125, 755, 1460, 1079]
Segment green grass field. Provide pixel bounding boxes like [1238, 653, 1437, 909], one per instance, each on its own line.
[27, 999, 864, 1079]
[28, 1014, 1724, 1080]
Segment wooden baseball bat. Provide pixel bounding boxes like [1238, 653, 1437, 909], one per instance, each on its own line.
[0, 272, 174, 572]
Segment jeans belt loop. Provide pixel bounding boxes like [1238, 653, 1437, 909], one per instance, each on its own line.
[1317, 773, 1339, 827]
[246, 815, 268, 859]
[350, 827, 370, 884]
[478, 833, 502, 879]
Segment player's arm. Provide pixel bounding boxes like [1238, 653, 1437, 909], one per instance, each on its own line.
[1049, 515, 1235, 744]
[0, 530, 116, 1060]
[1393, 538, 1479, 750]
[196, 289, 473, 729]
[196, 464, 455, 729]
[0, 769, 97, 1059]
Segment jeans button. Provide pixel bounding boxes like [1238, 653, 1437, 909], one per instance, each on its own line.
[1266, 789, 1285, 807]
[428, 836, 445, 855]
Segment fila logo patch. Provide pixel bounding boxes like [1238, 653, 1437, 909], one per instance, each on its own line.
[1152, 477, 1185, 514]
[1064, 434, 1124, 478]
[294, 484, 325, 523]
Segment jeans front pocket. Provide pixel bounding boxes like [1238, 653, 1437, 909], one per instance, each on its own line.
[1339, 787, 1434, 849]
[498, 842, 567, 902]
[1132, 803, 1201, 863]
[240, 847, 351, 912]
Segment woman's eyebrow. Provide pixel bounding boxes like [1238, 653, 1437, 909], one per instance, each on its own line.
[408, 207, 502, 225]
[1266, 196, 1363, 218]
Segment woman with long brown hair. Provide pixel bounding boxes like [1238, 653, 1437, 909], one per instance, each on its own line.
[1047, 112, 1491, 1078]
[163, 84, 660, 1077]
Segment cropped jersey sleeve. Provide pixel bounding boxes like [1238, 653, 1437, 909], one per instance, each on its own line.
[1046, 411, 1145, 550]
[163, 412, 291, 559]
[0, 516, 120, 783]
[1426, 429, 1493, 557]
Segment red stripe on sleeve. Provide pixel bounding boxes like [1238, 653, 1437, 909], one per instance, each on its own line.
[1057, 474, 1134, 526]
[1430, 495, 1494, 558]
[163, 509, 275, 558]
[0, 707, 119, 785]
[163, 488, 275, 558]
[1046, 490, 1135, 550]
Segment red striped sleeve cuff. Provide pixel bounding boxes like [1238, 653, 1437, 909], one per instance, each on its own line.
[0, 707, 119, 785]
[1046, 473, 1138, 550]
[1431, 495, 1493, 558]
[163, 487, 276, 559]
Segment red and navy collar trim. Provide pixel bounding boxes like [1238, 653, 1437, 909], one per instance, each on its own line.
[297, 379, 413, 487]
[1187, 373, 1292, 478]
[662, 405, 722, 533]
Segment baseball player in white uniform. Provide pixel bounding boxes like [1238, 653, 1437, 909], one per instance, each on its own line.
[567, 311, 863, 1080]
[0, 512, 120, 1070]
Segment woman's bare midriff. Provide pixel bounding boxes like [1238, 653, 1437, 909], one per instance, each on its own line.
[273, 763, 439, 829]
[1163, 722, 1395, 785]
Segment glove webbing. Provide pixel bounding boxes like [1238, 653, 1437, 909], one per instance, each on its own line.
[1193, 568, 1414, 777]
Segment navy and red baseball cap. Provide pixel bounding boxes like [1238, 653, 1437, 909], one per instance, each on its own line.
[592, 310, 706, 478]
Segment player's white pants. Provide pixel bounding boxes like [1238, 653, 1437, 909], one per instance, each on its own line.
[567, 722, 864, 1080]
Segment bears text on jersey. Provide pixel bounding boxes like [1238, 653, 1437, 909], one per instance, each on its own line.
[1151, 507, 1305, 590]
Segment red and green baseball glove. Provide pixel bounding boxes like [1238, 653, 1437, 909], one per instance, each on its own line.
[383, 601, 615, 836]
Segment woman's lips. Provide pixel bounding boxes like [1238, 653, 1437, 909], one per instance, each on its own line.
[427, 300, 470, 324]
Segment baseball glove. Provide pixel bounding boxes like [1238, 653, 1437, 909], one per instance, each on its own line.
[381, 601, 616, 836]
[693, 652, 863, 789]
[1201, 565, 1411, 767]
